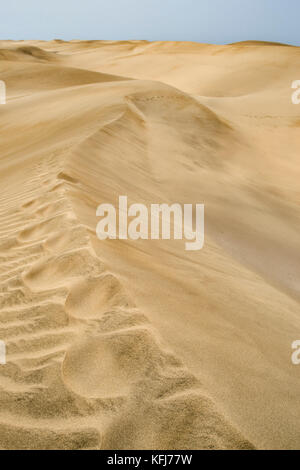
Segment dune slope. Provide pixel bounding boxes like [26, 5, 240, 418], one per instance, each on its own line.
[0, 40, 300, 450]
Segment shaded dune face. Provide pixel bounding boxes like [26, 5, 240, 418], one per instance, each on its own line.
[0, 39, 299, 450]
[0, 152, 252, 451]
[0, 46, 59, 63]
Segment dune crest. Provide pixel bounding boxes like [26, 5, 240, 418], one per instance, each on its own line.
[0, 39, 300, 450]
[0, 147, 252, 450]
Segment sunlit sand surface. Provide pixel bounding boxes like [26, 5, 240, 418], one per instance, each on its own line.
[0, 39, 299, 449]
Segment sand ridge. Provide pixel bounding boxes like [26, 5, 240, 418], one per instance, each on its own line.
[0, 39, 300, 449]
[0, 142, 252, 450]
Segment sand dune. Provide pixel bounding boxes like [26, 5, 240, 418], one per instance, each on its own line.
[0, 46, 59, 63]
[0, 39, 299, 450]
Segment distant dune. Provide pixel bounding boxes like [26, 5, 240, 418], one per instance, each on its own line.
[0, 39, 299, 450]
[0, 45, 59, 62]
[228, 40, 294, 47]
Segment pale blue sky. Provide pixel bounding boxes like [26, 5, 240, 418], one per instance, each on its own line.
[1, 0, 299, 46]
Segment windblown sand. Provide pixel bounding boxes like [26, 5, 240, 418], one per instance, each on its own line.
[0, 40, 299, 450]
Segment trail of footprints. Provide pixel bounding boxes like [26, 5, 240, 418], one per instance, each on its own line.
[0, 155, 253, 450]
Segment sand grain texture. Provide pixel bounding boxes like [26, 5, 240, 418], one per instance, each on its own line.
[0, 39, 300, 450]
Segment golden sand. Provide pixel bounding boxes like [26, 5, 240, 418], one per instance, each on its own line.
[0, 40, 299, 449]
